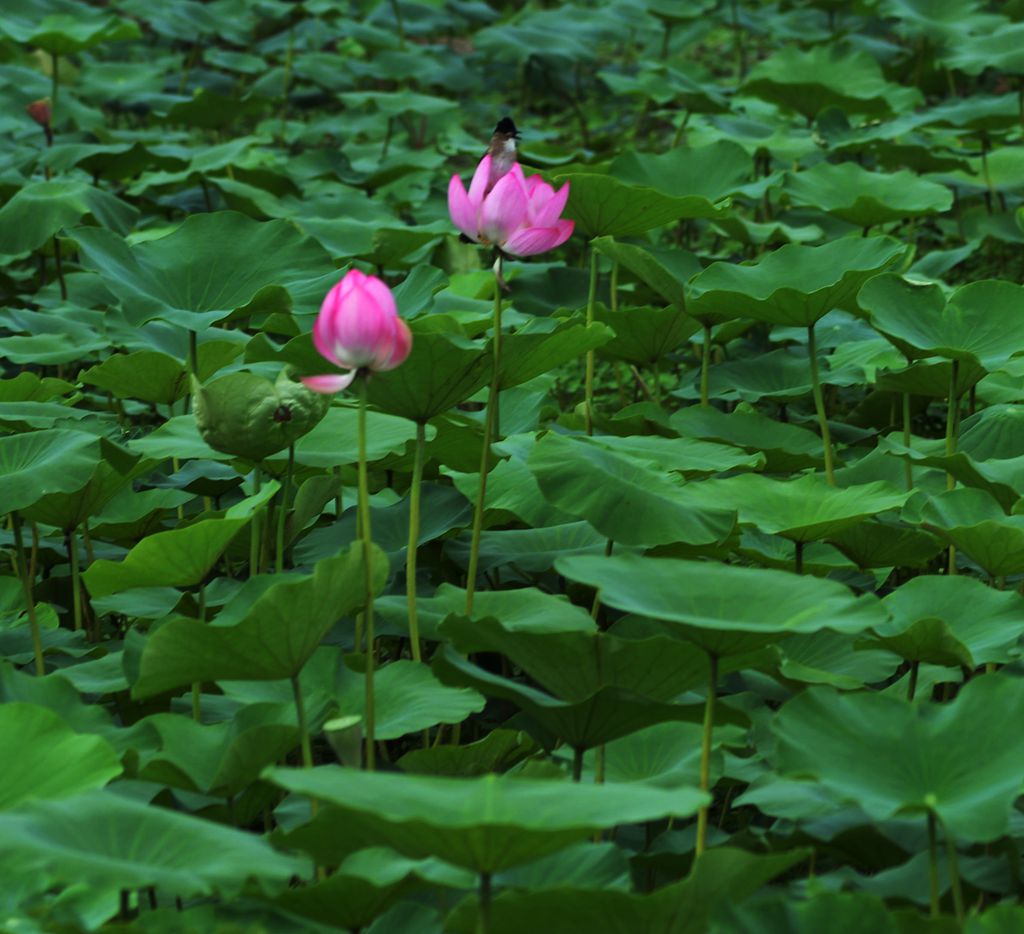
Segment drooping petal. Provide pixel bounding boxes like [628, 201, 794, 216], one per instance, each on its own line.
[503, 220, 574, 257]
[480, 166, 528, 246]
[378, 317, 413, 371]
[530, 180, 570, 229]
[467, 154, 492, 205]
[301, 372, 357, 394]
[448, 174, 480, 241]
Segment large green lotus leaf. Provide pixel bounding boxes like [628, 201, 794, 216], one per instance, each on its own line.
[557, 553, 887, 651]
[692, 473, 910, 542]
[333, 660, 484, 740]
[774, 631, 899, 691]
[528, 432, 736, 548]
[80, 351, 189, 406]
[127, 415, 228, 461]
[611, 140, 752, 203]
[442, 521, 612, 576]
[586, 434, 764, 477]
[859, 275, 1024, 370]
[741, 44, 914, 118]
[0, 429, 103, 514]
[916, 488, 1024, 576]
[366, 324, 490, 422]
[714, 889, 903, 934]
[582, 721, 709, 788]
[828, 518, 944, 570]
[0, 790, 304, 896]
[594, 304, 700, 365]
[590, 237, 696, 309]
[942, 22, 1024, 76]
[0, 703, 121, 810]
[670, 405, 824, 471]
[399, 729, 534, 778]
[0, 0, 141, 54]
[445, 847, 808, 934]
[499, 320, 614, 390]
[83, 484, 277, 597]
[432, 647, 711, 751]
[425, 584, 596, 635]
[786, 163, 952, 228]
[287, 406, 426, 469]
[264, 766, 706, 874]
[545, 172, 715, 238]
[131, 708, 298, 798]
[133, 545, 385, 696]
[74, 212, 334, 330]
[686, 237, 908, 327]
[0, 180, 138, 255]
[772, 674, 1024, 842]
[702, 348, 812, 402]
[193, 369, 331, 462]
[439, 614, 706, 702]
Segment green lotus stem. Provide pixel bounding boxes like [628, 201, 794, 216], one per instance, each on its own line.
[927, 812, 940, 917]
[946, 361, 959, 576]
[610, 260, 619, 312]
[700, 322, 712, 408]
[477, 872, 492, 934]
[695, 652, 718, 858]
[357, 374, 376, 772]
[249, 469, 262, 577]
[406, 422, 425, 662]
[12, 512, 44, 676]
[902, 392, 913, 491]
[51, 53, 59, 113]
[67, 528, 83, 633]
[938, 815, 964, 922]
[572, 747, 584, 782]
[465, 265, 503, 616]
[192, 581, 206, 722]
[585, 244, 598, 435]
[806, 324, 835, 485]
[275, 443, 295, 574]
[53, 235, 67, 301]
[291, 674, 314, 771]
[908, 660, 919, 701]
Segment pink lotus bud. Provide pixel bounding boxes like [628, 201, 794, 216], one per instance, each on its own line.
[448, 156, 574, 258]
[301, 269, 412, 394]
[26, 98, 51, 127]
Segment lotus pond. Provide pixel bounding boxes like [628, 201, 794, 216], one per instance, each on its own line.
[5, 0, 1024, 931]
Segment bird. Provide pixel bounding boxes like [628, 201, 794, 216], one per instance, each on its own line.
[485, 116, 520, 192]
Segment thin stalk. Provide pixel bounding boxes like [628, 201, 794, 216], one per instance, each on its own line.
[584, 244, 598, 435]
[406, 422, 425, 662]
[249, 469, 262, 577]
[12, 513, 44, 676]
[51, 53, 59, 113]
[807, 324, 835, 485]
[357, 375, 376, 772]
[928, 811, 941, 918]
[67, 528, 83, 633]
[192, 581, 206, 722]
[938, 816, 964, 922]
[610, 260, 619, 312]
[275, 444, 295, 573]
[291, 674, 314, 771]
[477, 872, 492, 934]
[572, 747, 584, 782]
[946, 361, 959, 576]
[53, 236, 67, 300]
[700, 322, 712, 407]
[902, 391, 913, 491]
[695, 652, 718, 858]
[794, 540, 804, 575]
[465, 266, 503, 616]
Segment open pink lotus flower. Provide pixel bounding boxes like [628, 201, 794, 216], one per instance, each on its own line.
[302, 269, 412, 394]
[448, 154, 574, 257]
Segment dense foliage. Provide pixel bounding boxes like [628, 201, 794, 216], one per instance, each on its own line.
[4, 0, 1024, 930]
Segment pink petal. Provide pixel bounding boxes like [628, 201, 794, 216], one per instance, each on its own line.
[333, 279, 397, 369]
[379, 317, 412, 371]
[531, 180, 570, 228]
[480, 166, 528, 246]
[467, 155, 492, 204]
[503, 220, 574, 257]
[301, 372, 357, 394]
[312, 284, 345, 367]
[448, 174, 480, 240]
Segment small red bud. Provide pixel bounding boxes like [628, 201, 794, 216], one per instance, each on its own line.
[26, 98, 51, 127]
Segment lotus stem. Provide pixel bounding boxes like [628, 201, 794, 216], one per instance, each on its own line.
[700, 322, 712, 408]
[407, 422, 425, 662]
[585, 244, 598, 435]
[610, 260, 619, 312]
[941, 816, 964, 923]
[192, 581, 206, 721]
[12, 513, 44, 676]
[806, 324, 835, 485]
[357, 374, 376, 771]
[249, 469, 262, 577]
[274, 443, 294, 573]
[477, 872, 492, 934]
[465, 262, 503, 616]
[572, 747, 584, 782]
[696, 652, 718, 858]
[946, 360, 959, 576]
[67, 528, 83, 633]
[927, 811, 940, 917]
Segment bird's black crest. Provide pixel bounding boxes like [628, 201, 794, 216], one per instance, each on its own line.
[494, 116, 519, 137]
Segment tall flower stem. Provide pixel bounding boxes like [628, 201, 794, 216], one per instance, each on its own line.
[695, 652, 718, 858]
[357, 374, 377, 771]
[946, 361, 959, 576]
[700, 322, 712, 408]
[275, 443, 295, 573]
[927, 811, 940, 917]
[584, 243, 599, 436]
[477, 872, 492, 934]
[12, 512, 44, 676]
[406, 422, 425, 662]
[465, 263, 503, 616]
[807, 324, 835, 485]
